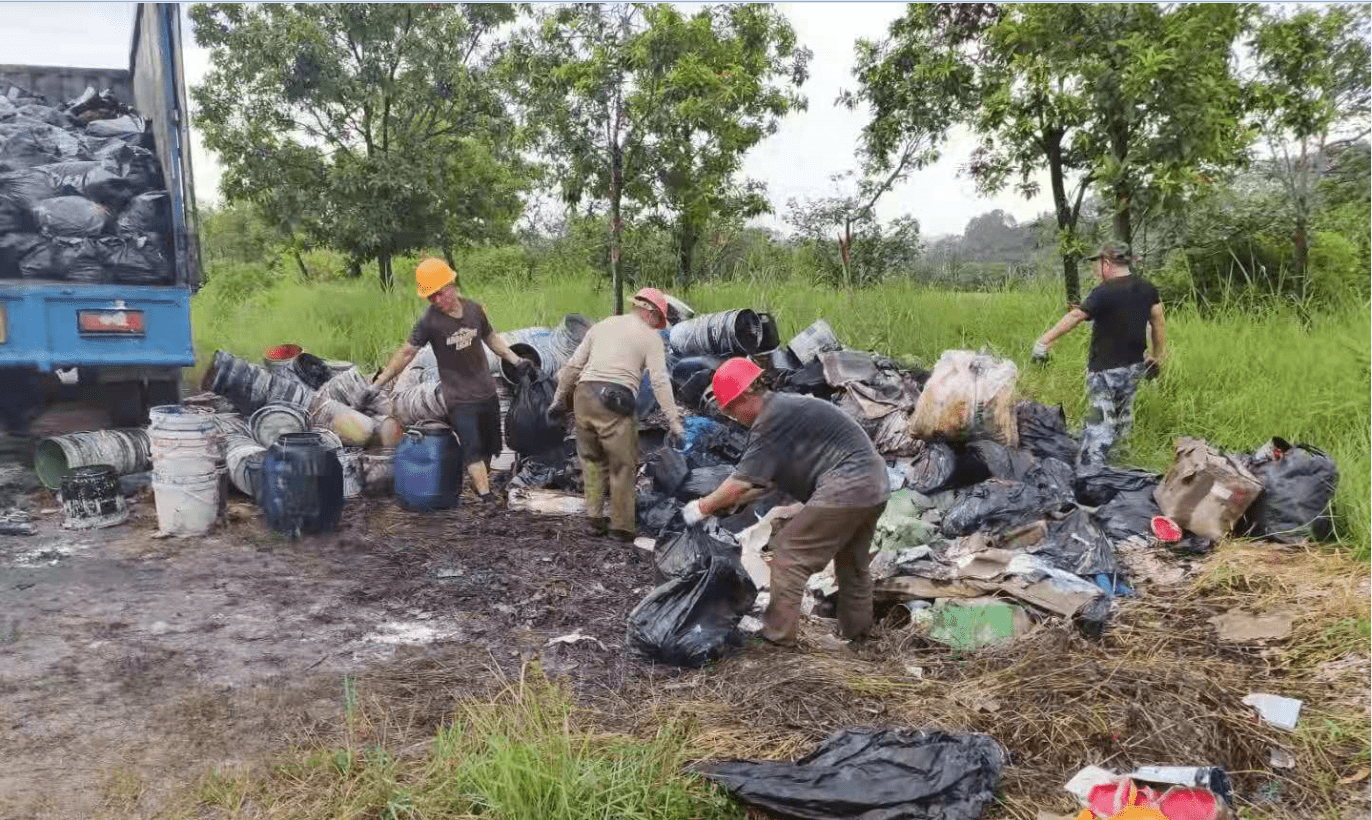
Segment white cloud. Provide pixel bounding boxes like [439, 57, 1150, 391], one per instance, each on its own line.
[1, 2, 1055, 237]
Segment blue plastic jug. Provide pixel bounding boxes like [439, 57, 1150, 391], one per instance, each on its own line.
[395, 425, 464, 510]
[257, 432, 344, 536]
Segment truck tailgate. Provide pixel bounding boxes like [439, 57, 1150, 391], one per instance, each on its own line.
[0, 282, 193, 371]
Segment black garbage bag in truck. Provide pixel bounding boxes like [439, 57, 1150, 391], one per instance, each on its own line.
[0, 233, 43, 279]
[115, 190, 171, 235]
[0, 169, 55, 231]
[19, 236, 105, 282]
[1242, 438, 1339, 544]
[626, 531, 757, 668]
[696, 727, 1006, 820]
[99, 234, 172, 285]
[32, 195, 108, 237]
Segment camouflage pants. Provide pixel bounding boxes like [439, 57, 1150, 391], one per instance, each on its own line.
[1078, 362, 1147, 468]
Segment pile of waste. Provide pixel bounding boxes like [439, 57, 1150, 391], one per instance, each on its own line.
[0, 83, 176, 284]
[508, 303, 1339, 669]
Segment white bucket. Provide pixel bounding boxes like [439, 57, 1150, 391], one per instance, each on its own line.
[152, 471, 220, 537]
[224, 433, 267, 497]
[339, 446, 363, 499]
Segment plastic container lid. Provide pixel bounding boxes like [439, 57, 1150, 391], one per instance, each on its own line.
[1151, 515, 1183, 542]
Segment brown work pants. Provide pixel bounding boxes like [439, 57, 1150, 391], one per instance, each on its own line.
[763, 501, 887, 646]
[573, 382, 638, 533]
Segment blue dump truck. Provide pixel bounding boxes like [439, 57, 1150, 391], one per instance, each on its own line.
[0, 3, 199, 430]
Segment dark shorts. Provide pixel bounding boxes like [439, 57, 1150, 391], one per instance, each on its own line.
[447, 395, 502, 466]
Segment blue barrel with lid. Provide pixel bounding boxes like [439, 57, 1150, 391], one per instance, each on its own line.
[395, 425, 464, 510]
[256, 431, 344, 536]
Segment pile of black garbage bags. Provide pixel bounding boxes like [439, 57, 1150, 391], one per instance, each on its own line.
[0, 84, 174, 284]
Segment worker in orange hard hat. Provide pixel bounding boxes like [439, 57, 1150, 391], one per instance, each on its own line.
[370, 258, 532, 506]
[548, 287, 685, 541]
[683, 356, 891, 648]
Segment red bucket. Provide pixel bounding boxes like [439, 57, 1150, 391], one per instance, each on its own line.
[1151, 515, 1183, 542]
[264, 344, 303, 364]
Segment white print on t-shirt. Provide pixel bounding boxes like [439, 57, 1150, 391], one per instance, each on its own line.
[445, 327, 478, 351]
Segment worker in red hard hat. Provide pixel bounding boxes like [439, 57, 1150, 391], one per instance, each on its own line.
[548, 287, 686, 541]
[684, 356, 891, 648]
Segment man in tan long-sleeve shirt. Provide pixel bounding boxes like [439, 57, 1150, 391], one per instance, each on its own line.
[549, 288, 685, 540]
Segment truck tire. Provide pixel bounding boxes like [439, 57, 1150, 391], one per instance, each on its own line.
[108, 382, 145, 428]
[143, 377, 181, 414]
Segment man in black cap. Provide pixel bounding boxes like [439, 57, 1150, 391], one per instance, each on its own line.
[1032, 241, 1166, 467]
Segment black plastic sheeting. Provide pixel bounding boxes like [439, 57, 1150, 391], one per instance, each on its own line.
[1243, 440, 1338, 544]
[676, 464, 734, 500]
[1073, 464, 1159, 507]
[292, 353, 334, 391]
[774, 359, 833, 399]
[646, 446, 689, 496]
[907, 441, 956, 495]
[626, 528, 757, 667]
[504, 370, 563, 455]
[1016, 400, 1080, 464]
[1032, 507, 1119, 577]
[941, 474, 1074, 538]
[636, 491, 683, 536]
[697, 728, 1006, 820]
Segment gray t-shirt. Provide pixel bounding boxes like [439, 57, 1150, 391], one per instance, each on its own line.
[731, 393, 890, 508]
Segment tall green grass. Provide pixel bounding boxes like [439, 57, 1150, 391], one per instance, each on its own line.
[193, 272, 1370, 558]
[189, 676, 740, 820]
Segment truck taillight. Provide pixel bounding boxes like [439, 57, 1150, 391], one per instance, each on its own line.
[78, 309, 145, 335]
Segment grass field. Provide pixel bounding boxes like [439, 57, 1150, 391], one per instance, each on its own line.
[194, 272, 1371, 558]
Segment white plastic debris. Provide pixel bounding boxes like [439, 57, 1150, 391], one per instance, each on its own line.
[1243, 693, 1303, 730]
[545, 632, 606, 651]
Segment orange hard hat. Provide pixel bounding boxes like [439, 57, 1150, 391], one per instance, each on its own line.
[712, 357, 763, 409]
[415, 258, 456, 299]
[631, 287, 669, 328]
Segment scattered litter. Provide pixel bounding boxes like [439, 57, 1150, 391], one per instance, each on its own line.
[1209, 610, 1295, 643]
[1065, 765, 1232, 819]
[506, 488, 586, 516]
[545, 632, 606, 650]
[1268, 748, 1296, 769]
[924, 598, 1033, 650]
[697, 728, 1006, 820]
[1243, 693, 1303, 730]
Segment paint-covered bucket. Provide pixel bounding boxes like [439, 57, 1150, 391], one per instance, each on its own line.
[60, 464, 128, 530]
[35, 429, 151, 489]
[339, 446, 364, 499]
[250, 403, 311, 448]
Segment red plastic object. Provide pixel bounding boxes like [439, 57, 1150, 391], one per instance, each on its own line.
[265, 344, 303, 362]
[1151, 515, 1183, 542]
[712, 357, 763, 408]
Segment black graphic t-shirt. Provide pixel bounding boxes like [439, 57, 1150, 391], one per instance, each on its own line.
[407, 299, 497, 407]
[1080, 275, 1160, 372]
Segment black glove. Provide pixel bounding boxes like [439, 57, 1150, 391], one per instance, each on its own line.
[545, 403, 565, 425]
[515, 358, 536, 377]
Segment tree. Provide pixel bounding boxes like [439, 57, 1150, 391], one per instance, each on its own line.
[190, 3, 528, 289]
[509, 3, 807, 310]
[850, 3, 1253, 303]
[1251, 4, 1371, 278]
[633, 4, 809, 287]
[786, 171, 922, 288]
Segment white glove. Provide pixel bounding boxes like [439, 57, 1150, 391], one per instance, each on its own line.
[682, 500, 705, 526]
[1031, 341, 1050, 362]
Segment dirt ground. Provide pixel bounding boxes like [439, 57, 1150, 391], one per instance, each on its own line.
[0, 401, 671, 819]
[1, 402, 1368, 820]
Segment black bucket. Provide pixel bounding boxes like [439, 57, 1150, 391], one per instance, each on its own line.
[59, 463, 128, 530]
[758, 312, 781, 352]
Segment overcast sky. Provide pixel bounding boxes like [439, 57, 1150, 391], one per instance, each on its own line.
[0, 2, 1058, 239]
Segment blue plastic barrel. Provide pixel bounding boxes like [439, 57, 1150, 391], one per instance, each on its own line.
[257, 432, 343, 536]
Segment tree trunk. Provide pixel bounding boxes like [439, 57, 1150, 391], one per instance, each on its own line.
[1045, 131, 1083, 305]
[609, 141, 624, 315]
[378, 253, 393, 290]
[1293, 216, 1309, 279]
[675, 218, 696, 290]
[346, 257, 362, 279]
[442, 242, 462, 289]
[292, 249, 309, 281]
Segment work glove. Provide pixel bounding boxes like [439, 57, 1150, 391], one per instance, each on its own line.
[358, 385, 380, 410]
[1142, 356, 1161, 381]
[682, 499, 706, 526]
[545, 402, 565, 425]
[668, 421, 686, 450]
[1031, 341, 1050, 363]
[515, 358, 536, 378]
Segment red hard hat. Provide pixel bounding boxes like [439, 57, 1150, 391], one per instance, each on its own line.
[632, 287, 669, 328]
[712, 357, 763, 409]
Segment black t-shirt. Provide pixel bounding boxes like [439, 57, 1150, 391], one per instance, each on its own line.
[407, 300, 498, 407]
[1080, 275, 1160, 372]
[731, 393, 890, 508]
